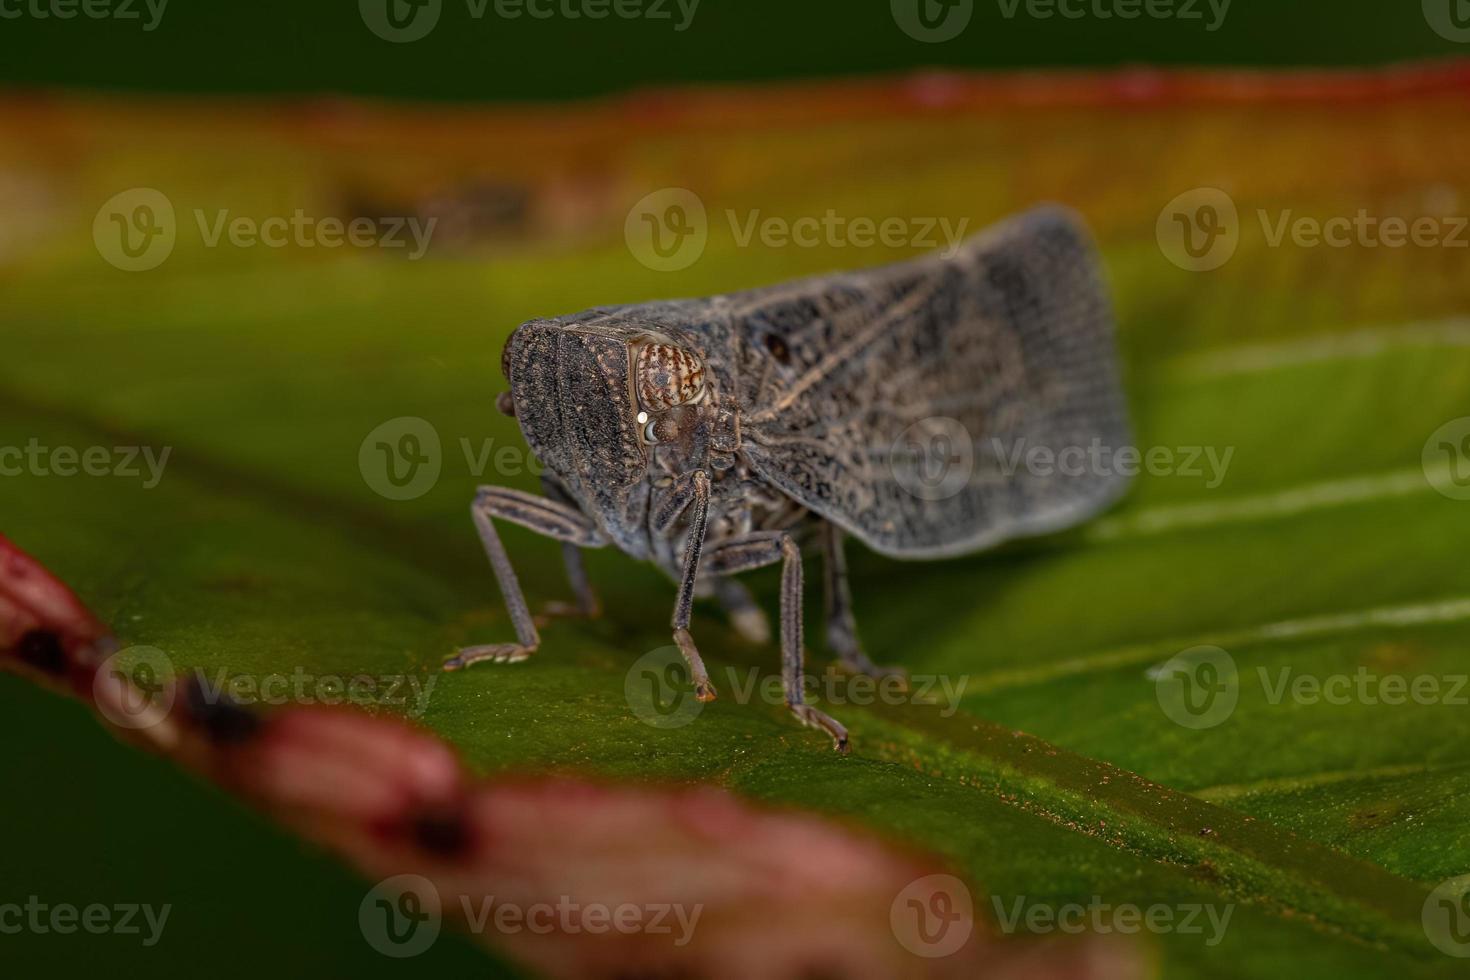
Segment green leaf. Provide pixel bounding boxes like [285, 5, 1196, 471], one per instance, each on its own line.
[6, 83, 1470, 977]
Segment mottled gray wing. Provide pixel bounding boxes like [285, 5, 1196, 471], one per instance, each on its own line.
[726, 206, 1132, 559]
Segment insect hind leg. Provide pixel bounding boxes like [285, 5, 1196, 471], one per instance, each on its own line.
[445, 485, 606, 671]
[822, 523, 907, 684]
[712, 576, 771, 645]
[705, 532, 849, 754]
[538, 476, 603, 622]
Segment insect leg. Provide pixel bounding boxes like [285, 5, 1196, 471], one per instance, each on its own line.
[538, 475, 602, 620]
[821, 522, 908, 683]
[713, 576, 771, 645]
[665, 472, 717, 702]
[705, 533, 849, 754]
[444, 486, 606, 671]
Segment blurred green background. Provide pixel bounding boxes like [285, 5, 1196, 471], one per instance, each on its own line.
[0, 0, 1463, 101]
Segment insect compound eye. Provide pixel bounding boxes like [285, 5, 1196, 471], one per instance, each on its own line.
[635, 343, 707, 411]
[640, 414, 680, 445]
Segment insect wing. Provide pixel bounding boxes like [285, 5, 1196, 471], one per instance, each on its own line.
[731, 206, 1132, 558]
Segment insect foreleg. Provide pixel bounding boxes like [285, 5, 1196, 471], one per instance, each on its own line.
[821, 523, 907, 683]
[705, 532, 850, 754]
[666, 471, 717, 702]
[443, 485, 607, 672]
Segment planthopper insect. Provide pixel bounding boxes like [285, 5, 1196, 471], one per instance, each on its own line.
[444, 205, 1132, 752]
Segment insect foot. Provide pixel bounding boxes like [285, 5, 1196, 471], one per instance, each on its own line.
[837, 650, 910, 689]
[443, 643, 536, 670]
[533, 599, 602, 628]
[673, 627, 718, 702]
[790, 703, 850, 755]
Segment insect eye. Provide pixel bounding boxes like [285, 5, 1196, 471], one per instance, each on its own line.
[638, 411, 679, 445]
[636, 343, 706, 410]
